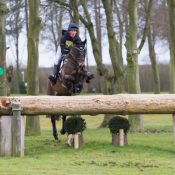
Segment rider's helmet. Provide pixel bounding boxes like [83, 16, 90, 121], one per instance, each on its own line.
[68, 23, 78, 31]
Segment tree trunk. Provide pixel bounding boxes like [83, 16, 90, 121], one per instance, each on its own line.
[147, 25, 160, 94]
[125, 0, 143, 132]
[99, 77, 114, 128]
[55, 8, 63, 52]
[94, 0, 103, 93]
[167, 0, 175, 139]
[167, 0, 175, 93]
[25, 0, 29, 37]
[81, 0, 118, 127]
[25, 0, 41, 136]
[113, 0, 124, 67]
[0, 2, 8, 96]
[102, 0, 125, 93]
[15, 0, 22, 94]
[50, 7, 63, 53]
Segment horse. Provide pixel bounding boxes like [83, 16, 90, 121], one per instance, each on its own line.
[47, 40, 93, 141]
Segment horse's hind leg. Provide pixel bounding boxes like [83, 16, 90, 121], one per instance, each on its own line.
[47, 80, 59, 141]
[60, 115, 67, 135]
[51, 115, 59, 141]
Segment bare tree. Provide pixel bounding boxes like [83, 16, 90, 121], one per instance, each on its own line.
[24, 0, 29, 37]
[113, 0, 124, 67]
[41, 3, 63, 53]
[102, 0, 125, 93]
[167, 0, 175, 93]
[94, 0, 103, 93]
[69, 0, 79, 24]
[125, 0, 143, 132]
[6, 0, 24, 93]
[25, 0, 42, 136]
[0, 1, 8, 95]
[147, 23, 160, 94]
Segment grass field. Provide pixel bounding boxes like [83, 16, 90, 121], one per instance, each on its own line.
[0, 114, 175, 175]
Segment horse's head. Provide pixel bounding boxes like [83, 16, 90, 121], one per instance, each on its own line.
[70, 39, 87, 69]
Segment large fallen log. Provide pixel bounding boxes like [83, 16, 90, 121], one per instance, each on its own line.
[1, 94, 175, 115]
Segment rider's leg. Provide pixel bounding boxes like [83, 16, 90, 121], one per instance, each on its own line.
[48, 56, 63, 85]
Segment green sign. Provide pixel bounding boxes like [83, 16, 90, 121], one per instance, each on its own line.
[0, 67, 5, 76]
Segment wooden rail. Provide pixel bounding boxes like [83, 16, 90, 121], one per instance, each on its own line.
[1, 94, 175, 157]
[1, 94, 175, 115]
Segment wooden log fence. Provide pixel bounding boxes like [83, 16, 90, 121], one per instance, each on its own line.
[1, 94, 175, 157]
[1, 94, 175, 115]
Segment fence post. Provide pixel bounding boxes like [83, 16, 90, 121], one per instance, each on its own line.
[74, 134, 79, 149]
[0, 116, 12, 156]
[11, 101, 24, 157]
[119, 129, 124, 146]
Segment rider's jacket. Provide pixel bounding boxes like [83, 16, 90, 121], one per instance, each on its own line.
[60, 33, 82, 55]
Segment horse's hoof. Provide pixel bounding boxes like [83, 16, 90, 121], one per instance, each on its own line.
[60, 129, 66, 135]
[54, 139, 60, 143]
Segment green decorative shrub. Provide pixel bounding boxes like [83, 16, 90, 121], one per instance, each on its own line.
[108, 116, 130, 134]
[65, 116, 86, 134]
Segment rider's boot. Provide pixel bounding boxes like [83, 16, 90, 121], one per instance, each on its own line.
[48, 56, 64, 85]
[48, 64, 60, 85]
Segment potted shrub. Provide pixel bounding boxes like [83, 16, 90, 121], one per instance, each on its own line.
[65, 116, 86, 148]
[108, 116, 130, 146]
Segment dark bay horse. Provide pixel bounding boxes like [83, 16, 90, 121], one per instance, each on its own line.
[47, 40, 93, 141]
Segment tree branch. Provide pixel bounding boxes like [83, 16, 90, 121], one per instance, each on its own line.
[138, 0, 153, 52]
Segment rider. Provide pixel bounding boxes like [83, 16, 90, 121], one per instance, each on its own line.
[48, 23, 93, 85]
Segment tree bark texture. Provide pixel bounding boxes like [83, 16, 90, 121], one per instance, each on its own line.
[147, 25, 160, 94]
[26, 0, 41, 136]
[125, 0, 143, 132]
[0, 2, 8, 96]
[102, 0, 125, 93]
[167, 0, 175, 93]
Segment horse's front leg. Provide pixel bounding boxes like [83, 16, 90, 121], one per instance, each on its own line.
[60, 115, 67, 135]
[51, 115, 59, 141]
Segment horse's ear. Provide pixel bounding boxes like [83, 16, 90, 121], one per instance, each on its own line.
[82, 39, 87, 45]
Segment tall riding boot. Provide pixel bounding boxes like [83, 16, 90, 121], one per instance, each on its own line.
[48, 55, 63, 85]
[48, 64, 59, 85]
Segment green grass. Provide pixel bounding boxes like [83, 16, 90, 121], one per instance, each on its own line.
[0, 114, 175, 175]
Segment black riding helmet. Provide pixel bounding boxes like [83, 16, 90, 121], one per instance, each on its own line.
[68, 23, 78, 31]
